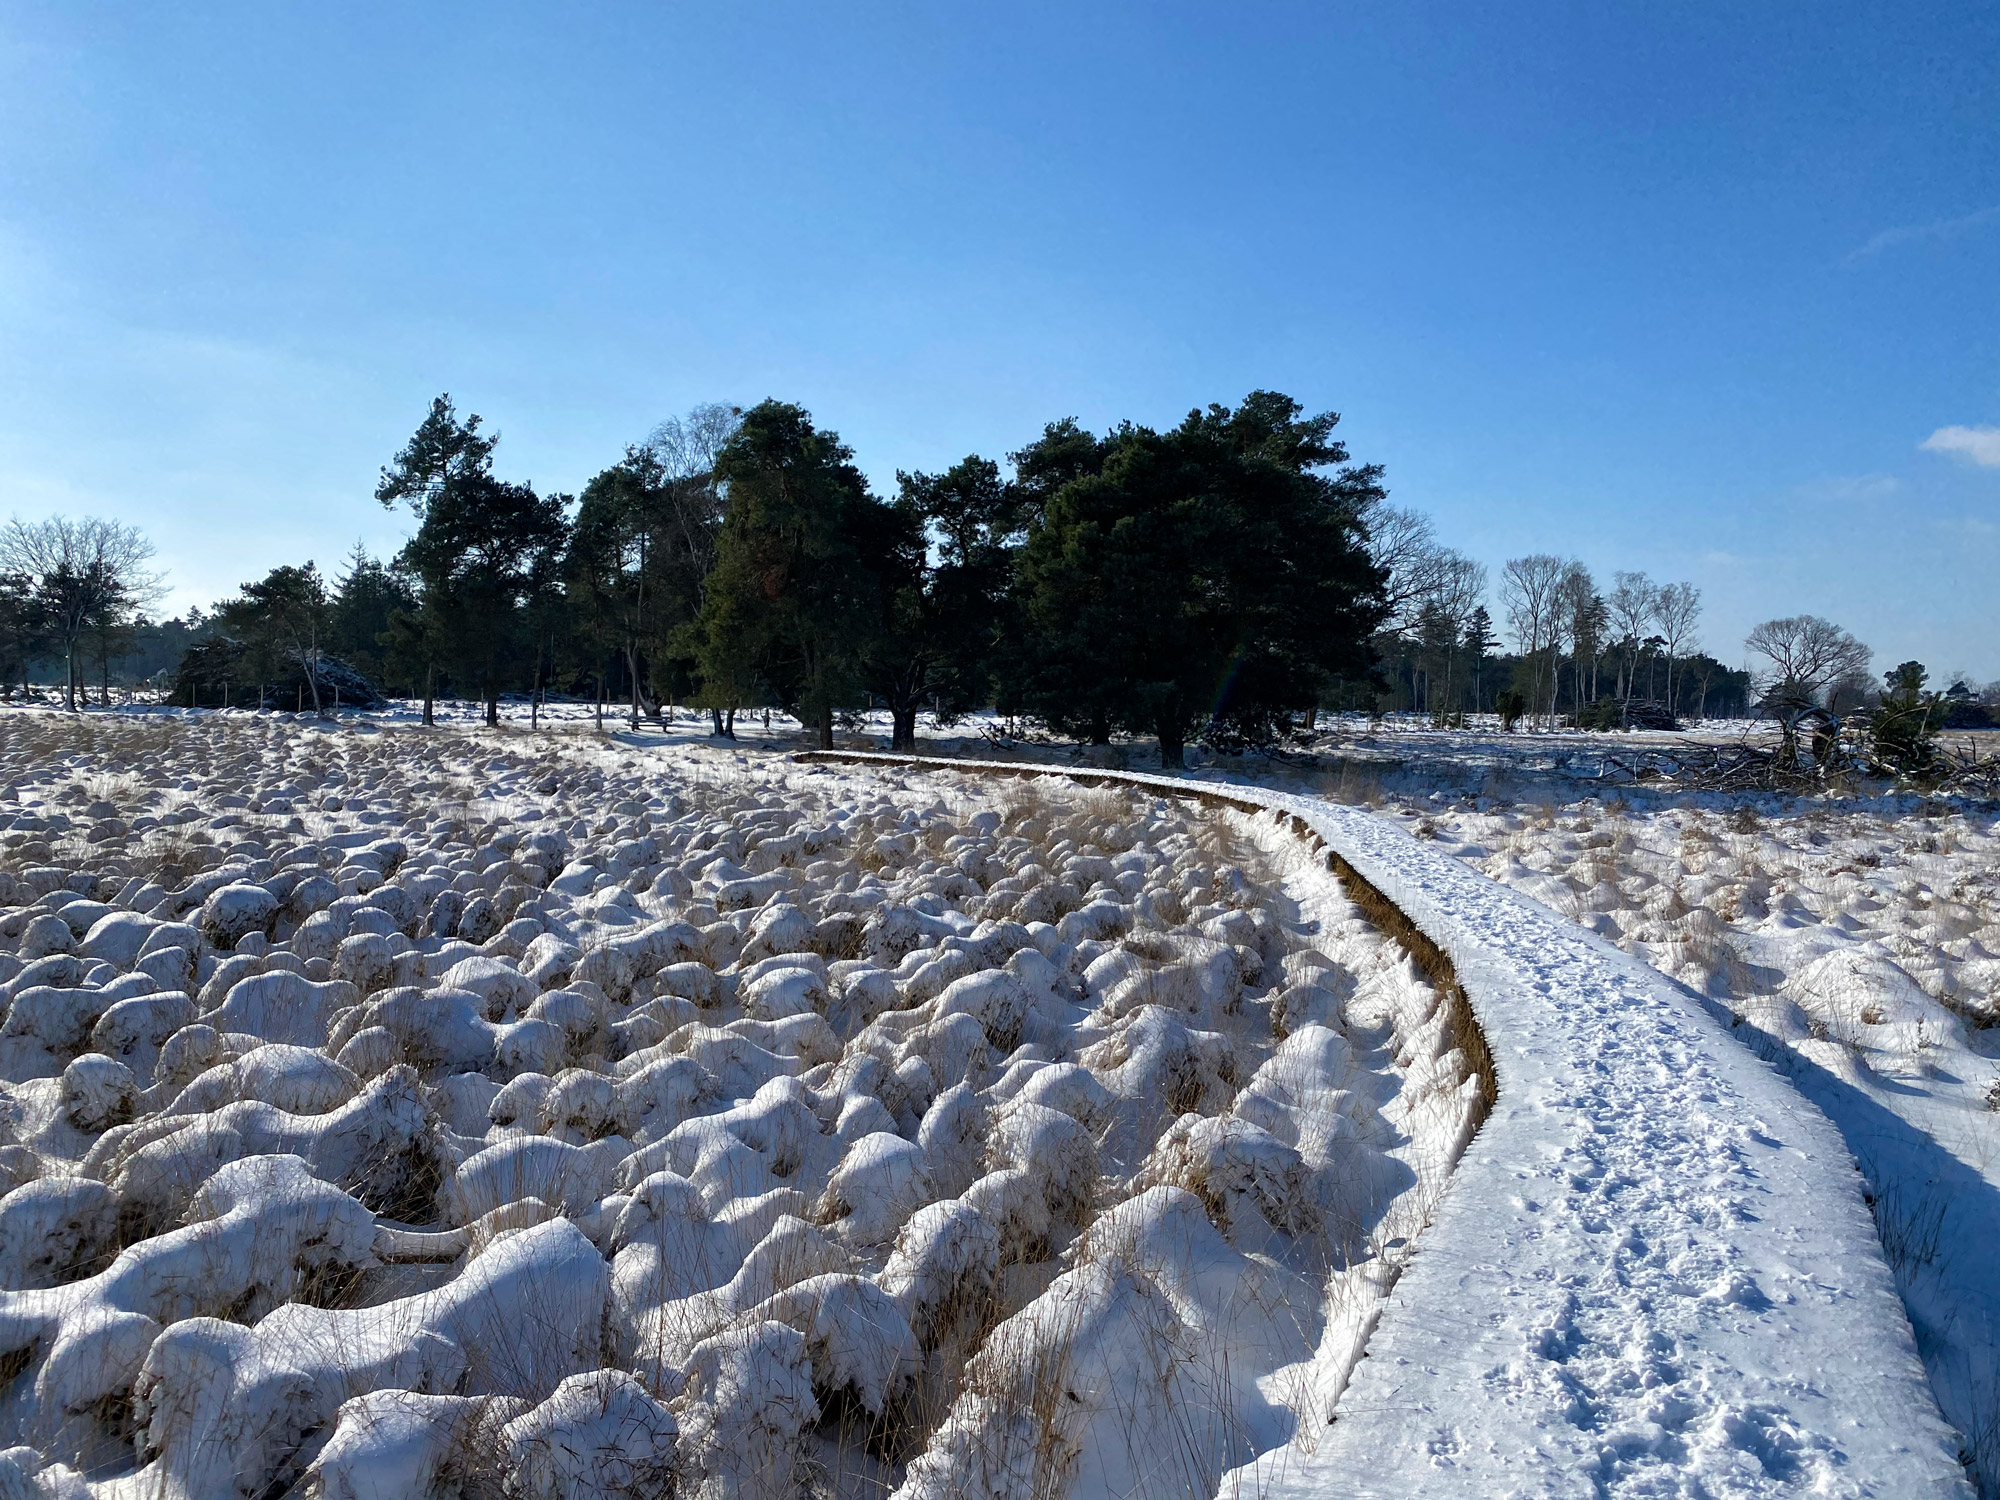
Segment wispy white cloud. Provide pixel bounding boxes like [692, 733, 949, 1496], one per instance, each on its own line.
[1934, 515, 2000, 537]
[1845, 203, 2000, 264]
[1792, 473, 1903, 505]
[1921, 425, 2000, 467]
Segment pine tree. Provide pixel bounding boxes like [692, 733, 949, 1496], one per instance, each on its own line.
[872, 457, 1020, 750]
[567, 446, 709, 728]
[222, 564, 333, 713]
[378, 396, 569, 724]
[0, 573, 37, 700]
[330, 544, 419, 690]
[1013, 392, 1386, 767]
[696, 402, 889, 749]
[376, 395, 498, 723]
[1462, 605, 1498, 709]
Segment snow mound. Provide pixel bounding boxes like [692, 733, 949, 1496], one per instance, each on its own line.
[0, 720, 1483, 1500]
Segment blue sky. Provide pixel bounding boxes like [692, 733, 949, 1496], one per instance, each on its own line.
[2, 3, 1995, 679]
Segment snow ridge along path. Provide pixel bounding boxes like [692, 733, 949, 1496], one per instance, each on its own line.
[805, 755, 1970, 1498]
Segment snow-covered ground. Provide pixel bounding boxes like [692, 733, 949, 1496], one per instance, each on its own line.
[1372, 790, 2000, 1495]
[0, 713, 1479, 1499]
[0, 705, 1982, 1496]
[831, 755, 1973, 1498]
[42, 696, 1777, 790]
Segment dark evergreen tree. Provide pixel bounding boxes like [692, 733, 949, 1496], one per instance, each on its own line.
[169, 635, 246, 709]
[643, 404, 741, 730]
[872, 456, 1022, 750]
[520, 512, 573, 728]
[123, 611, 216, 694]
[375, 395, 500, 723]
[377, 396, 569, 724]
[566, 447, 690, 727]
[0, 572, 41, 699]
[1462, 605, 1498, 711]
[993, 421, 1118, 742]
[380, 605, 445, 716]
[374, 395, 499, 515]
[399, 476, 569, 725]
[220, 564, 334, 712]
[1013, 392, 1387, 767]
[329, 545, 420, 691]
[696, 402, 889, 749]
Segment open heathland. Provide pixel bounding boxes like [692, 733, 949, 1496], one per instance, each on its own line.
[0, 714, 1477, 1500]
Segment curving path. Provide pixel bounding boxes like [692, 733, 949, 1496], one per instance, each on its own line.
[805, 754, 1972, 1498]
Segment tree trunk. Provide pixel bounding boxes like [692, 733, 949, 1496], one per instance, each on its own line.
[817, 703, 834, 750]
[626, 641, 667, 726]
[724, 707, 736, 739]
[709, 706, 723, 737]
[1157, 723, 1185, 770]
[423, 665, 435, 727]
[891, 706, 917, 752]
[595, 673, 605, 731]
[485, 688, 499, 727]
[1089, 713, 1111, 747]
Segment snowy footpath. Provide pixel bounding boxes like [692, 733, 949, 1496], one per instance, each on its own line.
[832, 756, 1971, 1498]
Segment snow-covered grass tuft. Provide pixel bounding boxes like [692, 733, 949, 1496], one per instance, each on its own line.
[0, 714, 1476, 1500]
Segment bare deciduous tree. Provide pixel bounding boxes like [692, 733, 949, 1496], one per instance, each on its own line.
[1501, 554, 1567, 728]
[645, 403, 743, 483]
[1607, 570, 1657, 705]
[1745, 615, 1871, 702]
[1363, 503, 1455, 634]
[646, 403, 744, 576]
[1550, 561, 1596, 721]
[1745, 614, 1871, 761]
[1565, 573, 1609, 706]
[1427, 552, 1487, 714]
[0, 516, 162, 711]
[642, 403, 743, 728]
[1652, 581, 1701, 718]
[1402, 549, 1487, 716]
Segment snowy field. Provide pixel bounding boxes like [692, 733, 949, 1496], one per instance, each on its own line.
[1377, 789, 2000, 1494]
[0, 713, 1481, 1499]
[0, 704, 1986, 1497]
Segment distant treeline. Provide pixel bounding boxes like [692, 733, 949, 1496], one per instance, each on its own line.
[3, 391, 1985, 761]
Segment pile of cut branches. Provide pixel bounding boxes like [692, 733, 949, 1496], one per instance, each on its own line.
[1582, 724, 2000, 798]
